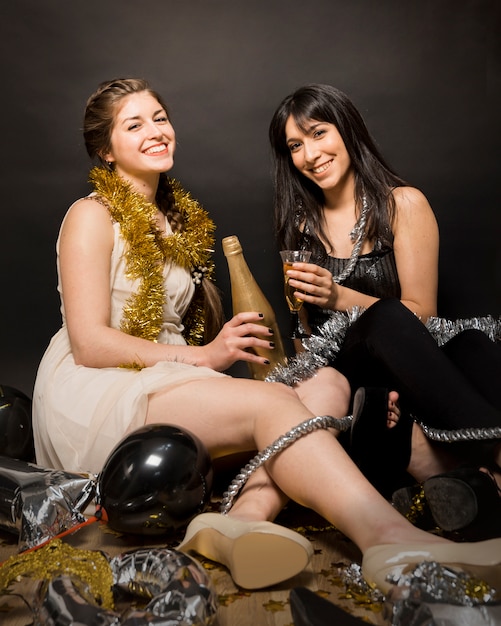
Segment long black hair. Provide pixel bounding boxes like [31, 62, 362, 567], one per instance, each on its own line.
[269, 84, 407, 257]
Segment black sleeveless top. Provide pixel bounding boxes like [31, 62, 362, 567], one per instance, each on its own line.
[305, 242, 401, 332]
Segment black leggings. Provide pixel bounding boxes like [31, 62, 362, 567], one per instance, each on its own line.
[335, 298, 501, 433]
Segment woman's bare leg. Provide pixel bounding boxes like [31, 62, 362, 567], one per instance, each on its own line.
[229, 367, 351, 522]
[293, 366, 350, 419]
[146, 376, 447, 552]
[229, 468, 289, 521]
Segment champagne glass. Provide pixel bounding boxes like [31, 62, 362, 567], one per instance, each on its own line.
[279, 250, 312, 339]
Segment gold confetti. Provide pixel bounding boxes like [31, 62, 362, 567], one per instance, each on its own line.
[263, 597, 288, 612]
[0, 539, 114, 609]
[218, 590, 251, 606]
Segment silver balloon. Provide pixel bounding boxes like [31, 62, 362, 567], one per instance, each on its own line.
[0, 455, 95, 550]
[35, 548, 218, 626]
[36, 575, 120, 626]
[112, 548, 218, 626]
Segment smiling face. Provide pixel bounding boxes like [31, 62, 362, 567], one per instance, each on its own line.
[285, 115, 354, 194]
[104, 91, 176, 180]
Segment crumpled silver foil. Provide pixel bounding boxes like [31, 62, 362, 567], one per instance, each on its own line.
[386, 560, 501, 625]
[338, 561, 501, 626]
[385, 560, 498, 606]
[36, 574, 120, 626]
[388, 597, 501, 625]
[0, 455, 95, 551]
[111, 548, 218, 625]
[35, 548, 218, 626]
[338, 561, 385, 604]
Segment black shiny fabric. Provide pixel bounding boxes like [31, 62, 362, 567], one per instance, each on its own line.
[305, 245, 400, 332]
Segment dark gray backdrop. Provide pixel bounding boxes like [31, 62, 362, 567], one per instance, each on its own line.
[1, 0, 499, 396]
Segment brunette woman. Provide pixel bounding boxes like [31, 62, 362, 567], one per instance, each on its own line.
[268, 83, 501, 536]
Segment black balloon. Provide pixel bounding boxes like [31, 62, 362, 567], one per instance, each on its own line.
[0, 384, 35, 462]
[98, 424, 213, 535]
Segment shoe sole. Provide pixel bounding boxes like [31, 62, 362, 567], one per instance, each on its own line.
[424, 476, 478, 531]
[178, 514, 313, 589]
[183, 526, 311, 588]
[392, 487, 416, 514]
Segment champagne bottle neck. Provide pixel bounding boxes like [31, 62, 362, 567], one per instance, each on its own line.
[222, 234, 288, 379]
[222, 235, 243, 256]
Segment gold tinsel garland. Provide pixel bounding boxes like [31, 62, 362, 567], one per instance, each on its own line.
[89, 167, 216, 351]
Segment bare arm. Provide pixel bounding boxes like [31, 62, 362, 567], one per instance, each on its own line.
[60, 198, 274, 371]
[390, 186, 438, 318]
[286, 186, 439, 321]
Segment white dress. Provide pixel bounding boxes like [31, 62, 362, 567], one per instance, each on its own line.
[33, 206, 226, 475]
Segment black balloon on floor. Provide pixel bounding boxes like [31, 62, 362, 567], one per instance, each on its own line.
[98, 423, 213, 535]
[0, 384, 35, 462]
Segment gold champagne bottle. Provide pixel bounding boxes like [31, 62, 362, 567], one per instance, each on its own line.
[222, 235, 287, 380]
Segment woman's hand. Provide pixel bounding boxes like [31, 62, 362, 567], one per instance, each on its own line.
[286, 262, 339, 310]
[198, 312, 276, 372]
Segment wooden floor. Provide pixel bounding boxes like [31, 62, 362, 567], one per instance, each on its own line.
[0, 501, 389, 625]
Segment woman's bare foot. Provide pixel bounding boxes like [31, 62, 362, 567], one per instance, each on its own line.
[479, 466, 501, 493]
[490, 441, 501, 490]
[406, 423, 459, 482]
[387, 390, 400, 428]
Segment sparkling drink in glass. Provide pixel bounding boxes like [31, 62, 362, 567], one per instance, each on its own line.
[279, 250, 312, 338]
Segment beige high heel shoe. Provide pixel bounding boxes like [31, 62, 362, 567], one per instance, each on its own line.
[177, 512, 313, 589]
[362, 537, 501, 596]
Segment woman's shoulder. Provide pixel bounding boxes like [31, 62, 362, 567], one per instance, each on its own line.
[391, 185, 429, 205]
[59, 194, 114, 240]
[391, 185, 434, 218]
[65, 194, 113, 221]
[390, 186, 438, 238]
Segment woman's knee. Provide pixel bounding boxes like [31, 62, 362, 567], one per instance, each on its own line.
[318, 367, 350, 397]
[295, 366, 349, 392]
[354, 298, 420, 342]
[294, 367, 350, 414]
[366, 298, 408, 324]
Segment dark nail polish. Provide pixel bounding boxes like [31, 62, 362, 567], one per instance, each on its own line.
[258, 313, 264, 318]
[269, 342, 275, 348]
[263, 359, 270, 365]
[268, 328, 274, 334]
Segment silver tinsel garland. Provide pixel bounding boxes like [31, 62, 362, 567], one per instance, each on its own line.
[266, 307, 500, 386]
[220, 414, 353, 515]
[265, 307, 501, 443]
[265, 306, 366, 386]
[426, 314, 501, 346]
